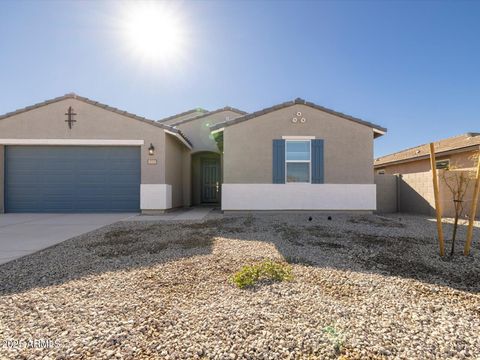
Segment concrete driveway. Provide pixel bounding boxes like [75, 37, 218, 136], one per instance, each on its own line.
[0, 213, 137, 265]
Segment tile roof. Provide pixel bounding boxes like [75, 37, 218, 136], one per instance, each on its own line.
[168, 106, 247, 127]
[374, 133, 480, 167]
[0, 93, 192, 147]
[209, 98, 387, 136]
[157, 108, 209, 123]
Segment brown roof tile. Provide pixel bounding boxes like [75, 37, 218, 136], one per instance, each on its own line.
[0, 93, 192, 147]
[169, 106, 247, 127]
[209, 98, 386, 136]
[374, 133, 480, 167]
[157, 108, 209, 123]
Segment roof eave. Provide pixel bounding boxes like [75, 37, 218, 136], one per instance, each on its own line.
[164, 129, 193, 149]
[0, 93, 193, 149]
[210, 98, 386, 133]
[374, 144, 480, 168]
[373, 128, 387, 138]
[170, 106, 247, 127]
[157, 108, 209, 123]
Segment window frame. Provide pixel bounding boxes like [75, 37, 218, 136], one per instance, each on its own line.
[285, 139, 312, 184]
[435, 159, 450, 170]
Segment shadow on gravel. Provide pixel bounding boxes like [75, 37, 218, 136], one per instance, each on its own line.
[0, 213, 479, 295]
[0, 221, 218, 296]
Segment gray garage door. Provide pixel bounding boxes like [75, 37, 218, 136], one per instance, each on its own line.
[5, 146, 140, 213]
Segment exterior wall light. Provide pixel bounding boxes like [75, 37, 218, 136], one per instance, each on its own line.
[148, 143, 155, 156]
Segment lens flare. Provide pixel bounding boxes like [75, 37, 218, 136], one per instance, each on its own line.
[119, 1, 187, 66]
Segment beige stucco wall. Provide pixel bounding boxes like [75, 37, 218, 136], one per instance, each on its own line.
[182, 150, 192, 207]
[165, 133, 188, 208]
[377, 151, 478, 175]
[0, 145, 4, 213]
[175, 110, 242, 153]
[0, 98, 169, 184]
[223, 104, 375, 184]
[174, 110, 239, 205]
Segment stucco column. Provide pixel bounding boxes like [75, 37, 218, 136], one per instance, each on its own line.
[0, 145, 4, 213]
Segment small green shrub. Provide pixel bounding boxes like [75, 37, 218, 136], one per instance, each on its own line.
[323, 325, 345, 354]
[230, 259, 293, 289]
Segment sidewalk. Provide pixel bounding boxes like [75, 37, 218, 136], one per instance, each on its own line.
[130, 207, 214, 222]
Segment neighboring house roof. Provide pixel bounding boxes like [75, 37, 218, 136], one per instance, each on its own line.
[209, 98, 387, 137]
[0, 93, 193, 148]
[168, 106, 247, 127]
[157, 108, 209, 123]
[374, 132, 480, 168]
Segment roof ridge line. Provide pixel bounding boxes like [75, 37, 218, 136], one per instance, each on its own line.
[169, 106, 247, 127]
[375, 132, 480, 161]
[210, 98, 386, 134]
[157, 107, 209, 123]
[0, 93, 192, 147]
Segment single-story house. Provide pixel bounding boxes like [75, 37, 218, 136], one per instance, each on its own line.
[0, 94, 386, 213]
[374, 132, 480, 174]
[374, 133, 480, 217]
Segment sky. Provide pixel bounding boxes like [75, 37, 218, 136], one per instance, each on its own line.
[0, 0, 479, 157]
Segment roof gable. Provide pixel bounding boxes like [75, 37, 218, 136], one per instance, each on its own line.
[169, 106, 247, 127]
[0, 93, 192, 147]
[210, 98, 386, 137]
[158, 108, 209, 124]
[375, 133, 480, 167]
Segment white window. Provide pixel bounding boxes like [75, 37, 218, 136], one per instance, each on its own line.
[377, 169, 385, 175]
[285, 140, 311, 183]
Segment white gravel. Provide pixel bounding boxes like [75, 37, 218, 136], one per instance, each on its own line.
[0, 213, 479, 359]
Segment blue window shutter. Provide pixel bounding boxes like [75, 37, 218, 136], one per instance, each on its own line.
[272, 139, 285, 183]
[311, 139, 324, 184]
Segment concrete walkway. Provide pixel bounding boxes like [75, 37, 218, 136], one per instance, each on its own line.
[132, 207, 214, 222]
[0, 213, 137, 265]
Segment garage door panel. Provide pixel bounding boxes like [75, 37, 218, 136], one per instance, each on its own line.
[5, 146, 141, 213]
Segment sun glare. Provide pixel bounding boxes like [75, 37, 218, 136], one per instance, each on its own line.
[120, 2, 187, 65]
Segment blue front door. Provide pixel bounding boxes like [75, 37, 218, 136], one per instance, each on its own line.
[5, 146, 140, 213]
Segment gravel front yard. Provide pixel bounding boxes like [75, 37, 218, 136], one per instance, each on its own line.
[1, 213, 479, 359]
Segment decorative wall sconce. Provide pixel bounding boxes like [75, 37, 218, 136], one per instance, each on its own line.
[148, 143, 155, 156]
